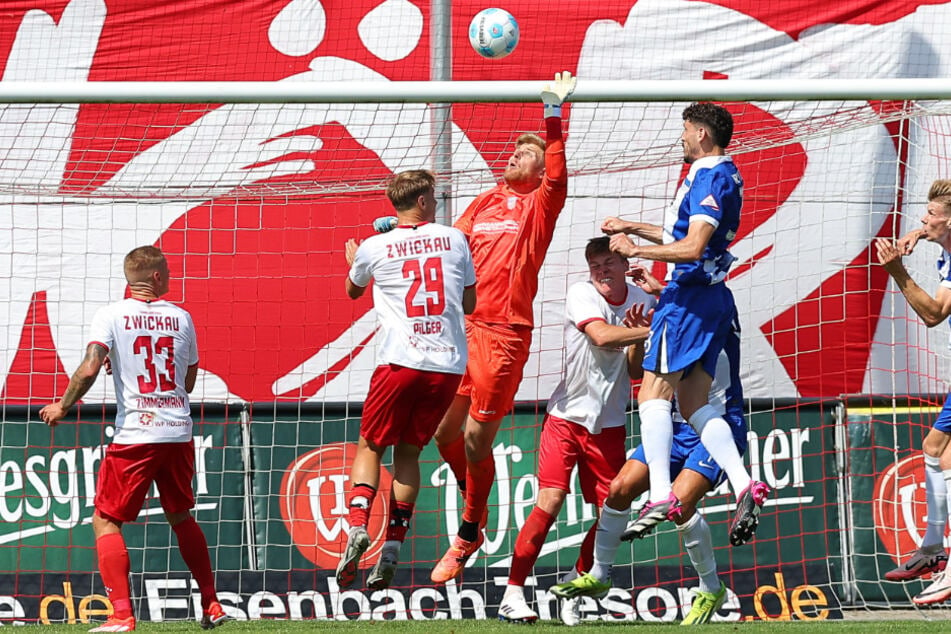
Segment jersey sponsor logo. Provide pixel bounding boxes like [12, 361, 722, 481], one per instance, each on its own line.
[699, 194, 719, 210]
[279, 442, 392, 570]
[472, 219, 519, 235]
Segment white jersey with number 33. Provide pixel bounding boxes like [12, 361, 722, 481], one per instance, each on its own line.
[349, 222, 475, 374]
[89, 298, 199, 445]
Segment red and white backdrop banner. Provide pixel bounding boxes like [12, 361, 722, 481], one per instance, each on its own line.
[1, 0, 951, 405]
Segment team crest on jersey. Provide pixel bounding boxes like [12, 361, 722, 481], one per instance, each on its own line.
[699, 194, 719, 210]
[507, 196, 518, 209]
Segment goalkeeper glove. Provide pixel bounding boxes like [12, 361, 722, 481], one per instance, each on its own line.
[373, 216, 398, 233]
[541, 71, 577, 119]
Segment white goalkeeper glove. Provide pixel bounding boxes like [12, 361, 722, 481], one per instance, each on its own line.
[541, 71, 577, 119]
[373, 216, 398, 233]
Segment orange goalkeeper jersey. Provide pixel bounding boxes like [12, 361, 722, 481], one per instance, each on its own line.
[454, 117, 568, 328]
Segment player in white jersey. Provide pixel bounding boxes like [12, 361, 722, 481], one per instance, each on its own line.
[40, 246, 229, 632]
[336, 170, 476, 591]
[497, 237, 656, 623]
[876, 179, 951, 605]
[552, 317, 746, 626]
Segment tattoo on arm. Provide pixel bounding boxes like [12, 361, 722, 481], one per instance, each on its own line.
[59, 345, 107, 411]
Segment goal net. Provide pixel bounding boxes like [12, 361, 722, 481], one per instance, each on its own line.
[2, 84, 951, 624]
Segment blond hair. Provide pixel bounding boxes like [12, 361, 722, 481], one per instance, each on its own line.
[386, 170, 436, 211]
[928, 179, 951, 215]
[124, 245, 166, 283]
[516, 133, 545, 153]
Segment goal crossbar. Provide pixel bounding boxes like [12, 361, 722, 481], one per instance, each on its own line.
[0, 78, 950, 103]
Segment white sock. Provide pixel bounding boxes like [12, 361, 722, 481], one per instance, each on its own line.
[503, 584, 524, 602]
[921, 454, 948, 550]
[590, 505, 629, 583]
[943, 467, 951, 551]
[924, 455, 950, 548]
[690, 404, 751, 498]
[639, 399, 674, 502]
[679, 512, 720, 593]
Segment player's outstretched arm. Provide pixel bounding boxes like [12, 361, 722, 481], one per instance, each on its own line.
[602, 216, 664, 244]
[613, 219, 714, 263]
[540, 71, 576, 119]
[39, 343, 107, 427]
[876, 237, 951, 327]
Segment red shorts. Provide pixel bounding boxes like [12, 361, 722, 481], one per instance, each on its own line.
[536, 415, 626, 505]
[457, 321, 533, 422]
[95, 441, 195, 522]
[362, 364, 462, 449]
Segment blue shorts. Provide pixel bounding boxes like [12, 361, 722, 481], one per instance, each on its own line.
[934, 393, 951, 433]
[642, 282, 735, 377]
[628, 416, 748, 487]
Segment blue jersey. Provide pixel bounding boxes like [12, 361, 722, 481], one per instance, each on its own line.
[665, 155, 742, 286]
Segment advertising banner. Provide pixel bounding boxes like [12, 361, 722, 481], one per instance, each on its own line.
[0, 401, 844, 622]
[844, 401, 942, 605]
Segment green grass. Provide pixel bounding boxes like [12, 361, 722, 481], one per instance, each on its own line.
[24, 619, 949, 633]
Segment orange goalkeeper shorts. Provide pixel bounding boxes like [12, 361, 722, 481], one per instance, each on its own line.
[457, 320, 533, 423]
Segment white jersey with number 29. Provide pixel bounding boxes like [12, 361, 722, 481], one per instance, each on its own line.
[88, 298, 199, 445]
[349, 222, 475, 375]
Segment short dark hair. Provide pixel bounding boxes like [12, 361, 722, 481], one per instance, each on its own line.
[585, 236, 624, 261]
[682, 102, 733, 148]
[386, 170, 436, 211]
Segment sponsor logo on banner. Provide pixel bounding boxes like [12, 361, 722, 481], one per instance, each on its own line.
[873, 453, 928, 562]
[279, 442, 392, 569]
[3, 566, 839, 623]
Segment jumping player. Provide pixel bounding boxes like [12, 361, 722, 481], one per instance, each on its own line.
[603, 102, 768, 546]
[497, 237, 655, 623]
[553, 316, 746, 626]
[337, 170, 476, 591]
[373, 71, 578, 583]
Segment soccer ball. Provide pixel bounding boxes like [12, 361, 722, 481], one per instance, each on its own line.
[468, 8, 519, 59]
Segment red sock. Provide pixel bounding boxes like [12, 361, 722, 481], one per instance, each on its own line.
[385, 500, 414, 542]
[438, 435, 468, 490]
[509, 507, 555, 585]
[576, 521, 598, 574]
[347, 483, 377, 529]
[172, 517, 218, 610]
[96, 532, 132, 619]
[463, 454, 495, 525]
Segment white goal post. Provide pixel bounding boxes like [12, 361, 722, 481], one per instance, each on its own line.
[1, 78, 951, 102]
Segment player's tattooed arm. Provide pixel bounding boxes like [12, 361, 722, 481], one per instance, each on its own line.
[40, 343, 108, 426]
